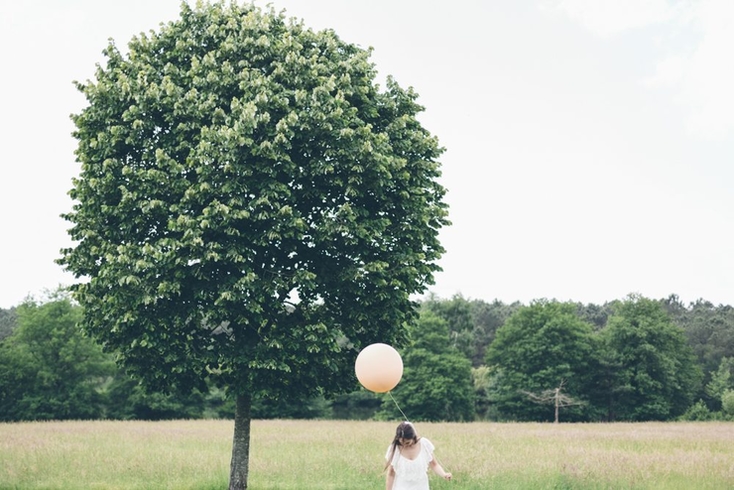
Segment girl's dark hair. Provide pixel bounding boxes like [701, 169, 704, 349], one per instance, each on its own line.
[384, 422, 420, 471]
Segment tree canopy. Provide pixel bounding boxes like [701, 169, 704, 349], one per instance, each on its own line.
[0, 294, 113, 421]
[485, 300, 600, 421]
[2, 293, 732, 423]
[602, 295, 702, 421]
[0, 307, 16, 342]
[381, 310, 474, 422]
[59, 2, 448, 488]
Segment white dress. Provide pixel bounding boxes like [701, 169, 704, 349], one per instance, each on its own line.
[385, 438, 435, 490]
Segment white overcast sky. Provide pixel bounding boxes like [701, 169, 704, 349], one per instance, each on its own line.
[1, 0, 732, 309]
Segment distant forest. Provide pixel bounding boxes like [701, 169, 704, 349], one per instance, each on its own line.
[1, 292, 732, 422]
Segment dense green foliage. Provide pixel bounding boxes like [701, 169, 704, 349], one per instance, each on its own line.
[661, 295, 734, 385]
[61, 1, 447, 404]
[421, 293, 519, 366]
[0, 295, 229, 421]
[0, 294, 113, 421]
[0, 306, 16, 342]
[705, 357, 734, 410]
[601, 296, 702, 421]
[381, 310, 475, 421]
[485, 300, 601, 421]
[723, 390, 734, 416]
[58, 2, 448, 487]
[2, 292, 733, 423]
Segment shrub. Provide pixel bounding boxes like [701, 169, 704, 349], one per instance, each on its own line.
[679, 399, 712, 421]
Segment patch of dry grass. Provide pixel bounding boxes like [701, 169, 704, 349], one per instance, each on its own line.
[435, 422, 734, 489]
[1, 420, 733, 489]
[0, 420, 230, 489]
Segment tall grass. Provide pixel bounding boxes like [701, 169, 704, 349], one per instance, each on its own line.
[1, 420, 733, 489]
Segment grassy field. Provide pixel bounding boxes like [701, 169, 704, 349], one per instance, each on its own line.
[1, 419, 733, 489]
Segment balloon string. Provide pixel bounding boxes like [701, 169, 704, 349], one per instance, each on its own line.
[388, 391, 409, 421]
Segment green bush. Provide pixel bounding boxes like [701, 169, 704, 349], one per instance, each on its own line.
[679, 399, 712, 421]
[722, 390, 734, 417]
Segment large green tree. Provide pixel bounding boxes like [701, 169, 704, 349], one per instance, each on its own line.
[380, 310, 474, 421]
[485, 300, 601, 421]
[601, 295, 702, 421]
[0, 294, 113, 421]
[59, 3, 448, 488]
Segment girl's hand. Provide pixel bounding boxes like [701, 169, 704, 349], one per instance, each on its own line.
[444, 472, 452, 481]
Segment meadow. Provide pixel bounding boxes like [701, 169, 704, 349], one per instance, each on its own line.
[1, 419, 733, 489]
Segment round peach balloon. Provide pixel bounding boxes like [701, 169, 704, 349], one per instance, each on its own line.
[355, 343, 403, 393]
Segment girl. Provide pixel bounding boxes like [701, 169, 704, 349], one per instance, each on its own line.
[385, 421, 452, 490]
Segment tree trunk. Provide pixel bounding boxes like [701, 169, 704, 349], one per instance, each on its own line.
[229, 393, 252, 490]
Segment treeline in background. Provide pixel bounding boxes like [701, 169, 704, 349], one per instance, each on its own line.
[1, 290, 733, 423]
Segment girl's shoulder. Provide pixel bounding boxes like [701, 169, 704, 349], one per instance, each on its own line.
[420, 437, 435, 453]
